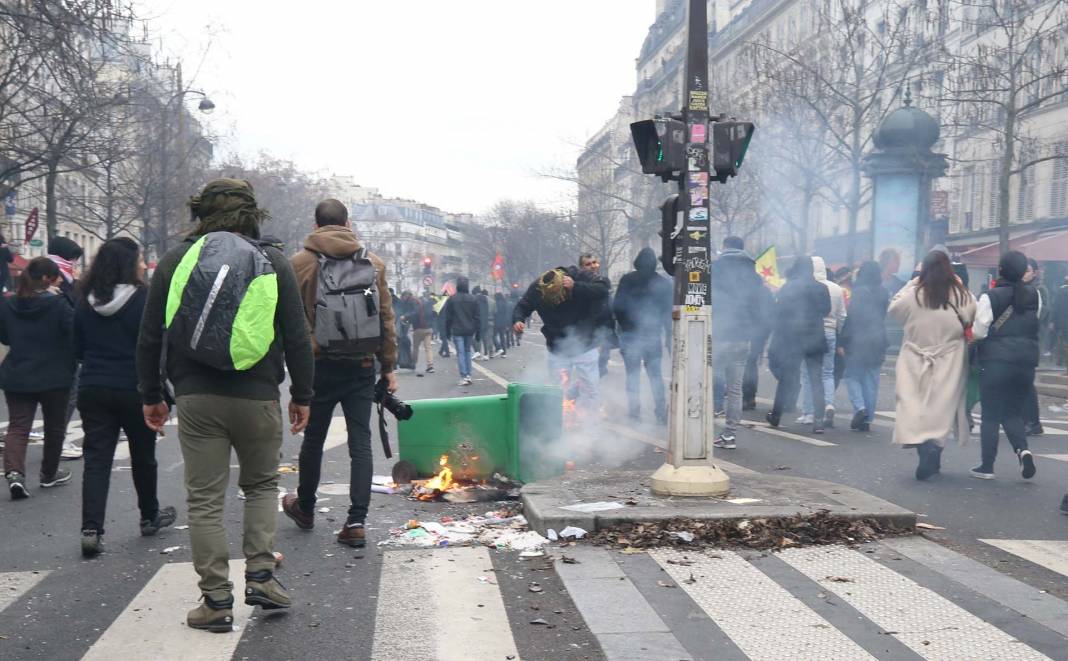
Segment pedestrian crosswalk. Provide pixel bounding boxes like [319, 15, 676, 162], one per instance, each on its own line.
[0, 537, 1065, 660]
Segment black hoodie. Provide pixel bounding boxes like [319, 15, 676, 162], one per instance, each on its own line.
[443, 276, 481, 337]
[613, 248, 671, 341]
[513, 266, 611, 355]
[0, 291, 75, 392]
[710, 248, 766, 343]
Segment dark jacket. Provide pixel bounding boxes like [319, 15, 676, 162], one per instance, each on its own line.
[978, 281, 1040, 368]
[74, 286, 146, 391]
[444, 278, 481, 337]
[0, 244, 12, 290]
[476, 292, 491, 331]
[839, 274, 889, 369]
[137, 234, 315, 406]
[493, 295, 511, 329]
[613, 248, 671, 342]
[404, 298, 436, 330]
[710, 248, 765, 344]
[1053, 284, 1068, 335]
[513, 266, 611, 356]
[768, 256, 832, 367]
[0, 291, 75, 393]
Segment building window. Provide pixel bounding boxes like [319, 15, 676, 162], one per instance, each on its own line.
[1050, 142, 1068, 218]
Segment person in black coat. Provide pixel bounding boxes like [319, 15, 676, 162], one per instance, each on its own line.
[493, 292, 511, 357]
[74, 238, 176, 556]
[0, 257, 75, 498]
[767, 255, 832, 433]
[613, 248, 671, 422]
[0, 235, 13, 293]
[838, 261, 889, 431]
[442, 276, 481, 385]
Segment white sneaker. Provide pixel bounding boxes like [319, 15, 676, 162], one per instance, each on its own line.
[471, 352, 482, 360]
[28, 431, 44, 441]
[61, 440, 83, 460]
[493, 350, 505, 358]
[463, 376, 473, 386]
[796, 414, 814, 425]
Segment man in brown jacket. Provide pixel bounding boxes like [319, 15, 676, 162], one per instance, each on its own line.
[282, 198, 397, 548]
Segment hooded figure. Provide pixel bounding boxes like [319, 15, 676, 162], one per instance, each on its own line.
[839, 261, 890, 430]
[442, 275, 481, 384]
[613, 247, 672, 421]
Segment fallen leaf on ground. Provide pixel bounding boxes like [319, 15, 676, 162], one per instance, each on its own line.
[825, 575, 853, 583]
[657, 580, 676, 588]
[529, 618, 549, 626]
[620, 547, 644, 555]
[560, 555, 580, 564]
[684, 573, 697, 585]
[915, 523, 945, 530]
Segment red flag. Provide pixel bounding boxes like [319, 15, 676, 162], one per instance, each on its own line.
[491, 253, 505, 281]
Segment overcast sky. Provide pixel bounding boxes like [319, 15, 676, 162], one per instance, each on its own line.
[136, 1, 655, 215]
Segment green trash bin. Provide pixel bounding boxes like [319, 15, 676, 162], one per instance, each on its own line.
[396, 383, 563, 484]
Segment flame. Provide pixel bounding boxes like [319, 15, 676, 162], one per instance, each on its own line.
[422, 454, 453, 492]
[559, 369, 578, 427]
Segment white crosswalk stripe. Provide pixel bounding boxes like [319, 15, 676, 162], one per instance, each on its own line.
[370, 547, 520, 661]
[779, 546, 1052, 660]
[979, 539, 1068, 579]
[0, 571, 49, 615]
[82, 561, 252, 661]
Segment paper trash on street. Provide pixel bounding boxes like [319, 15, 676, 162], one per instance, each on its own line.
[558, 501, 625, 513]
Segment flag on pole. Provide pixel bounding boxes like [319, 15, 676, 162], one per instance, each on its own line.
[491, 253, 505, 281]
[754, 246, 785, 289]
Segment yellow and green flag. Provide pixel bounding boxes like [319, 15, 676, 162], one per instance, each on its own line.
[754, 246, 785, 289]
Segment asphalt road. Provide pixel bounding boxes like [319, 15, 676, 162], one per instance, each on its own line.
[1, 330, 1066, 660]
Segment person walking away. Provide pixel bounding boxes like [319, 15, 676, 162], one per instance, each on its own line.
[613, 248, 671, 424]
[443, 277, 480, 385]
[0, 235, 13, 293]
[493, 292, 511, 357]
[394, 290, 415, 370]
[405, 291, 436, 373]
[49, 236, 86, 460]
[435, 292, 452, 357]
[709, 237, 765, 448]
[766, 256, 831, 434]
[137, 179, 314, 632]
[1022, 259, 1045, 435]
[75, 238, 176, 557]
[798, 256, 846, 428]
[839, 262, 889, 432]
[514, 264, 610, 419]
[1, 257, 75, 498]
[475, 287, 494, 360]
[283, 198, 397, 549]
[970, 251, 1039, 480]
[888, 250, 975, 480]
[1051, 276, 1068, 369]
[743, 282, 775, 411]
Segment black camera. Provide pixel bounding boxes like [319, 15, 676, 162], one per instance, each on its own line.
[374, 377, 413, 420]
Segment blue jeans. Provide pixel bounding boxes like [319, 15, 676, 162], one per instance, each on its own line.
[548, 348, 600, 415]
[454, 335, 473, 378]
[845, 365, 879, 422]
[801, 328, 836, 416]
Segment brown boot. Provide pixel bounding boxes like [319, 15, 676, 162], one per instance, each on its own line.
[337, 523, 366, 548]
[187, 594, 234, 633]
[281, 494, 314, 530]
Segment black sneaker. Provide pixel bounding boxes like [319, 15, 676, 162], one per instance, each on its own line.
[81, 529, 102, 558]
[850, 409, 867, 431]
[6, 471, 28, 500]
[915, 443, 940, 481]
[742, 399, 756, 411]
[765, 411, 781, 428]
[40, 468, 72, 488]
[1018, 450, 1036, 479]
[140, 506, 177, 536]
[970, 465, 995, 480]
[425, 365, 435, 374]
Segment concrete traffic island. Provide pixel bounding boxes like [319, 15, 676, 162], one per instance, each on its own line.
[522, 469, 916, 542]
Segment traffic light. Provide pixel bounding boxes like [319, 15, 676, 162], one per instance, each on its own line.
[711, 120, 755, 183]
[658, 194, 682, 275]
[630, 117, 687, 181]
[422, 256, 432, 274]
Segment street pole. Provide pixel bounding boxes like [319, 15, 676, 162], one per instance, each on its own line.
[650, 0, 730, 497]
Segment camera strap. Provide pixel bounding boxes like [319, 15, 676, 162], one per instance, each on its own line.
[377, 401, 393, 459]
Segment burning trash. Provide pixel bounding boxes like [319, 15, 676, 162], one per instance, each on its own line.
[395, 447, 523, 503]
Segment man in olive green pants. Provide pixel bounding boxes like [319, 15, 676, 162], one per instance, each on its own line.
[137, 179, 314, 633]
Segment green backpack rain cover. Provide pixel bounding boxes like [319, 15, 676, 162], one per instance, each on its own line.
[165, 232, 278, 371]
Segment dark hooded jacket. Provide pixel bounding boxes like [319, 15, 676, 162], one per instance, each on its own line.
[513, 265, 610, 356]
[0, 291, 75, 392]
[978, 251, 1040, 368]
[768, 256, 832, 367]
[613, 248, 671, 342]
[75, 285, 147, 391]
[838, 262, 889, 369]
[710, 247, 765, 343]
[443, 277, 481, 337]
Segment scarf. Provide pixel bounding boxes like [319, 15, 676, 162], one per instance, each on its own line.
[48, 255, 75, 283]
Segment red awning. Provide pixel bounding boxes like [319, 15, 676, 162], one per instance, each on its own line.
[957, 229, 1068, 267]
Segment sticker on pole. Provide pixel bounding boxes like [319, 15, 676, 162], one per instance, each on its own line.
[689, 208, 709, 222]
[688, 271, 701, 283]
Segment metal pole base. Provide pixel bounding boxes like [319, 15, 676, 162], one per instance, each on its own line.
[650, 463, 730, 497]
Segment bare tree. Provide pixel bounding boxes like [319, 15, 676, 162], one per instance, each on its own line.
[939, 0, 1068, 253]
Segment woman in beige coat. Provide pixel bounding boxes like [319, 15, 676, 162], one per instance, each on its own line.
[888, 250, 976, 480]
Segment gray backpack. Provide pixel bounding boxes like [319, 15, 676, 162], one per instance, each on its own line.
[314, 248, 382, 356]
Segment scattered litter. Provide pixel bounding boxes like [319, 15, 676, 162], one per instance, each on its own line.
[317, 507, 331, 513]
[683, 573, 697, 585]
[559, 501, 625, 513]
[519, 550, 545, 559]
[528, 582, 543, 593]
[773, 466, 791, 471]
[277, 464, 298, 474]
[916, 522, 945, 531]
[666, 559, 693, 567]
[161, 546, 181, 554]
[317, 484, 349, 496]
[529, 618, 548, 626]
[560, 555, 580, 564]
[371, 475, 393, 485]
[371, 484, 403, 494]
[670, 531, 695, 543]
[174, 525, 189, 530]
[477, 576, 497, 585]
[620, 547, 644, 555]
[825, 576, 853, 583]
[547, 529, 559, 541]
[558, 526, 587, 540]
[657, 580, 676, 588]
[725, 498, 763, 505]
[377, 508, 538, 550]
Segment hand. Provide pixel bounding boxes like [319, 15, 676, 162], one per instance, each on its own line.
[143, 402, 169, 433]
[513, 321, 525, 334]
[383, 371, 398, 394]
[289, 401, 310, 434]
[562, 276, 574, 290]
[836, 347, 845, 357]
